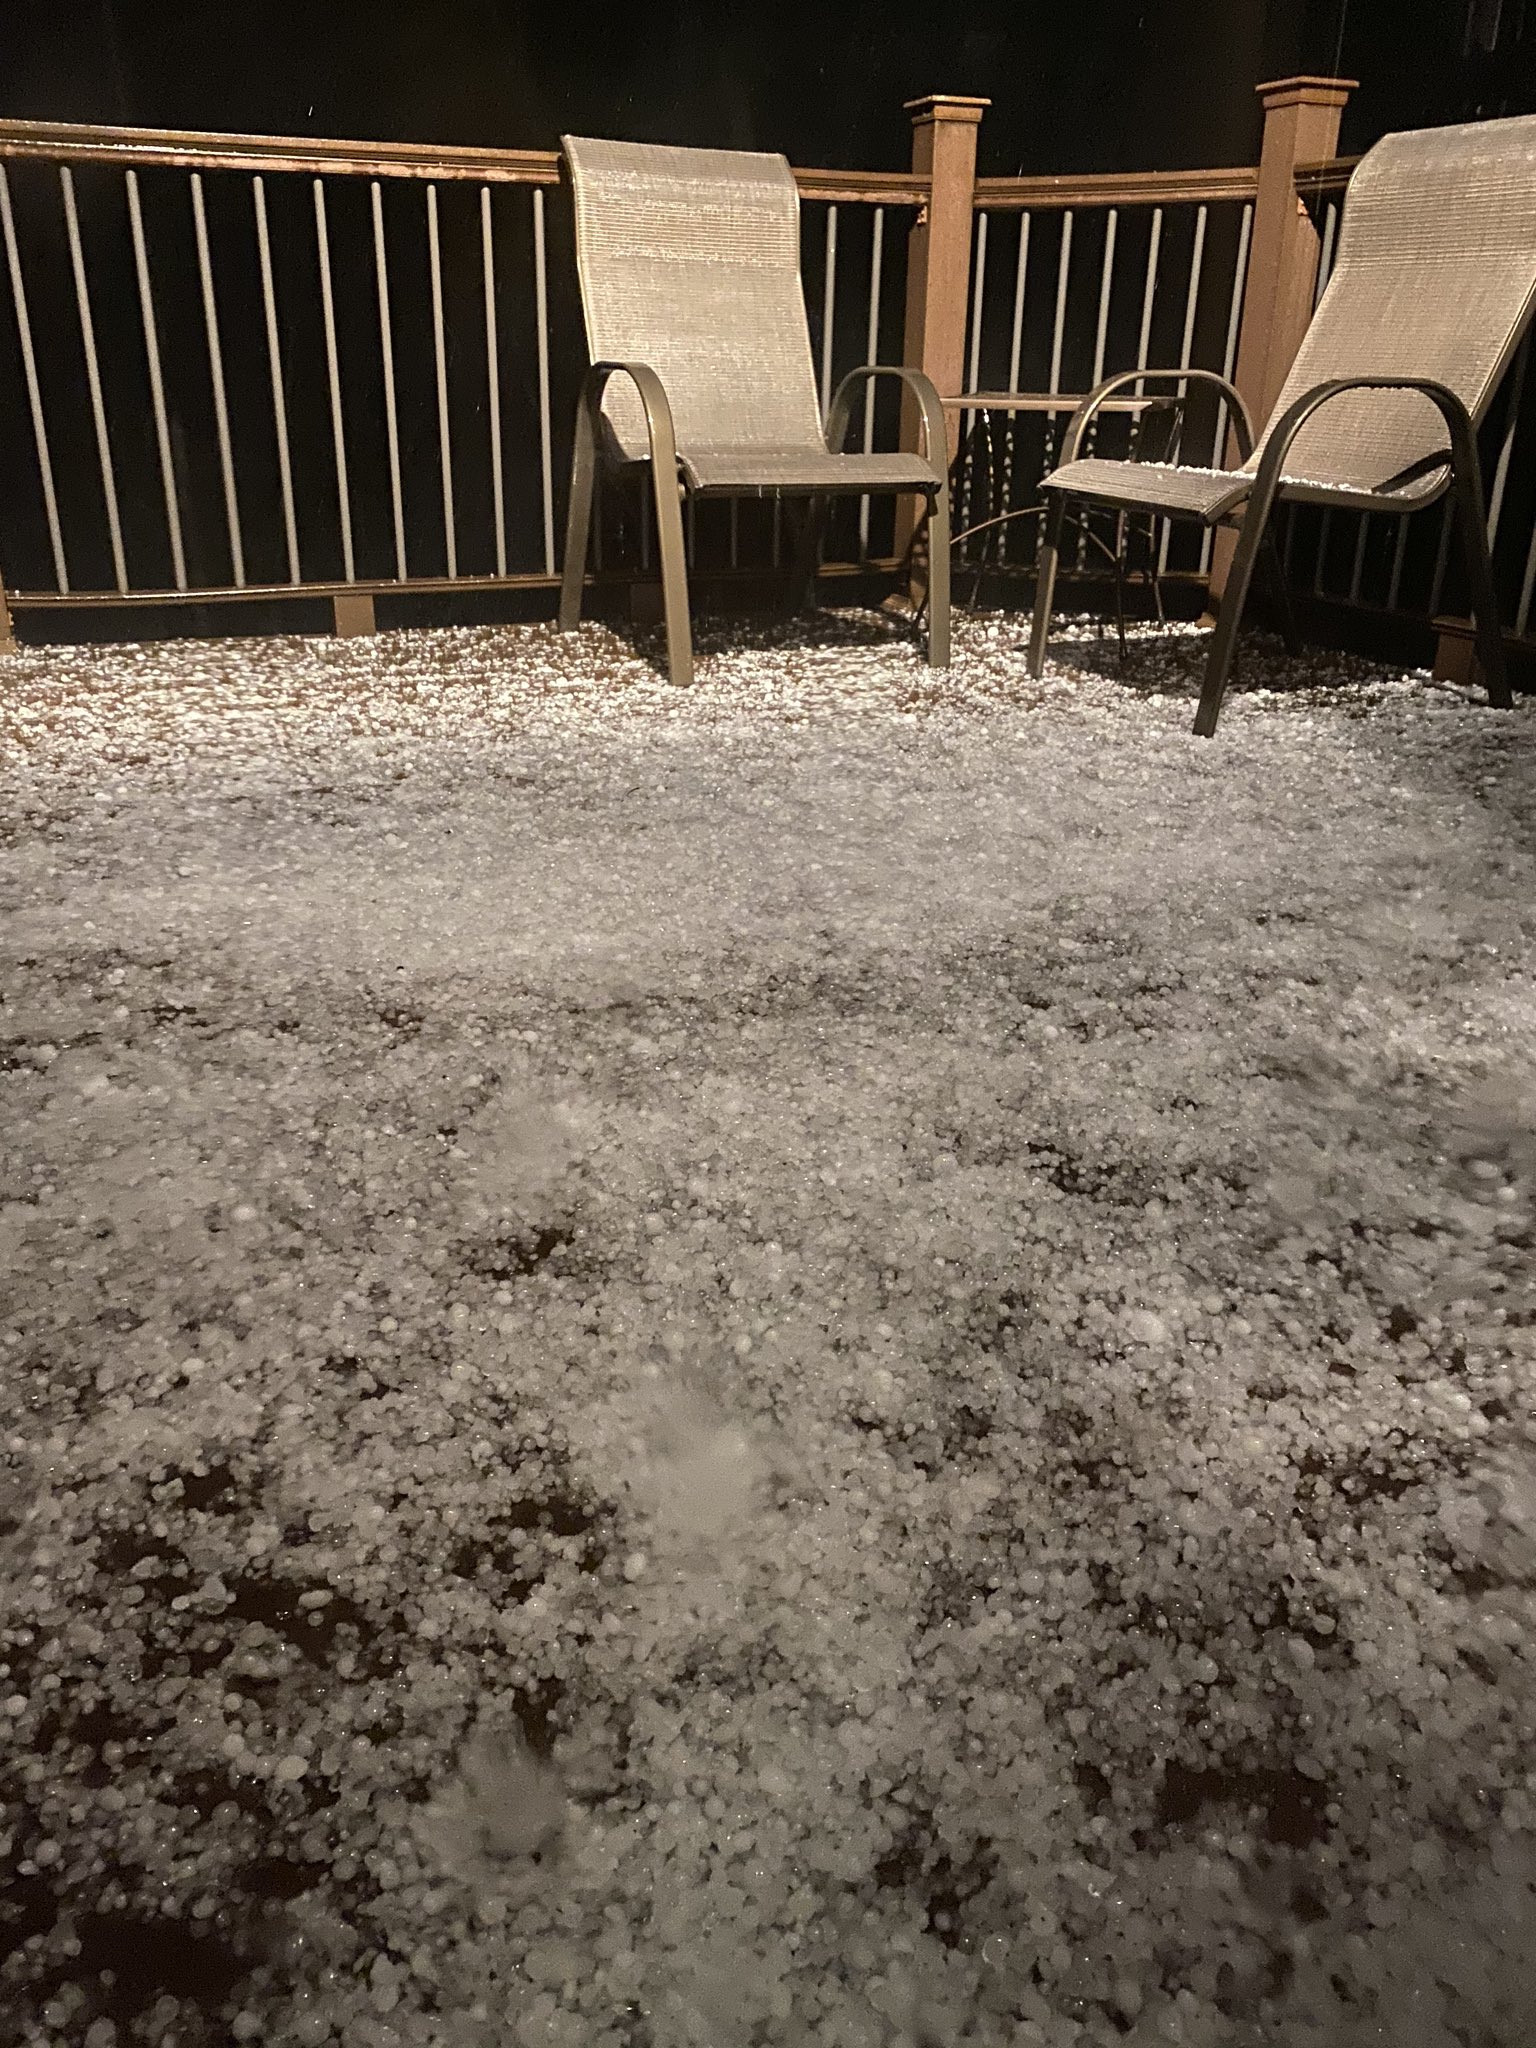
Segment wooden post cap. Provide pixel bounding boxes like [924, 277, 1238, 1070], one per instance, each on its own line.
[1254, 75, 1358, 110]
[904, 95, 991, 125]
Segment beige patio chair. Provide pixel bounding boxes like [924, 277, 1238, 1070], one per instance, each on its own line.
[556, 135, 951, 685]
[1028, 113, 1536, 733]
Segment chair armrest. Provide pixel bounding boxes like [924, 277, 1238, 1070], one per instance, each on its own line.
[825, 365, 948, 471]
[1243, 375, 1471, 516]
[1060, 368, 1255, 466]
[1261, 376, 1466, 460]
[581, 361, 682, 480]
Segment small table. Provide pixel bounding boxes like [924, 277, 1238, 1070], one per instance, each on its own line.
[941, 390, 1158, 418]
[939, 388, 1172, 535]
[937, 388, 1186, 622]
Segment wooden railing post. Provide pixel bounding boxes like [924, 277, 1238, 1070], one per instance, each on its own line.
[1233, 75, 1354, 428]
[897, 93, 988, 569]
[332, 593, 376, 637]
[902, 94, 988, 450]
[1210, 74, 1354, 602]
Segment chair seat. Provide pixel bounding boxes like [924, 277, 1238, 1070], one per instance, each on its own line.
[1043, 458, 1254, 524]
[1044, 455, 1450, 524]
[678, 444, 944, 495]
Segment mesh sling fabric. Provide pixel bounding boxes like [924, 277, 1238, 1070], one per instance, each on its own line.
[563, 134, 943, 496]
[1044, 113, 1536, 524]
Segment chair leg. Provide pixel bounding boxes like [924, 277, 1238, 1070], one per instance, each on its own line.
[1111, 537, 1130, 665]
[1146, 516, 1167, 628]
[650, 464, 693, 687]
[1027, 492, 1067, 678]
[558, 398, 599, 633]
[1453, 462, 1512, 709]
[1192, 484, 1277, 737]
[926, 482, 950, 669]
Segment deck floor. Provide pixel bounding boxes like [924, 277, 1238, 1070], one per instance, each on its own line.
[2, 611, 1534, 2046]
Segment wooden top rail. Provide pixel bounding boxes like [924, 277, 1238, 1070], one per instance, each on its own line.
[973, 164, 1260, 211]
[0, 118, 563, 184]
[0, 117, 926, 202]
[1293, 153, 1361, 200]
[794, 168, 928, 204]
[0, 118, 1280, 211]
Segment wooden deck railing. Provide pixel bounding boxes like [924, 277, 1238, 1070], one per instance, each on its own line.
[0, 118, 931, 203]
[0, 80, 1529, 672]
[0, 113, 931, 638]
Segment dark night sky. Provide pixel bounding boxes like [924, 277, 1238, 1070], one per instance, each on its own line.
[6, 1, 1522, 176]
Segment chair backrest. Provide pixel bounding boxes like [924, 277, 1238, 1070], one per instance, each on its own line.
[562, 134, 826, 464]
[1249, 113, 1536, 500]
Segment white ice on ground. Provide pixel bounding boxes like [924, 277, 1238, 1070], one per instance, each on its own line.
[0, 608, 1533, 2047]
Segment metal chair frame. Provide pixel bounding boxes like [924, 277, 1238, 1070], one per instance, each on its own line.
[557, 361, 951, 689]
[1026, 372, 1510, 735]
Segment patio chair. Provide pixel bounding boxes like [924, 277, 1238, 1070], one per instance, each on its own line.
[556, 134, 951, 685]
[1027, 112, 1536, 734]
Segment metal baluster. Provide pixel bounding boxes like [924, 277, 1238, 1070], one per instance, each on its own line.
[962, 210, 989, 546]
[1315, 201, 1338, 307]
[533, 187, 555, 579]
[858, 205, 884, 559]
[1515, 512, 1536, 638]
[820, 205, 838, 419]
[1000, 212, 1031, 565]
[478, 188, 504, 577]
[1200, 200, 1253, 575]
[1304, 208, 1334, 648]
[1090, 209, 1117, 387]
[372, 181, 407, 579]
[1075, 209, 1118, 572]
[313, 179, 356, 581]
[1047, 209, 1073, 398]
[964, 210, 988, 429]
[1219, 204, 1253, 408]
[191, 173, 244, 584]
[61, 167, 127, 592]
[126, 170, 185, 590]
[1007, 212, 1031, 392]
[1428, 502, 1455, 616]
[1039, 208, 1073, 562]
[0, 165, 68, 590]
[1486, 330, 1529, 546]
[254, 177, 301, 585]
[805, 211, 827, 633]
[1387, 516, 1410, 612]
[1158, 204, 1206, 578]
[1130, 208, 1165, 591]
[1313, 513, 1333, 594]
[1134, 207, 1163, 392]
[1348, 516, 1369, 603]
[1175, 210, 1208, 390]
[427, 184, 457, 579]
